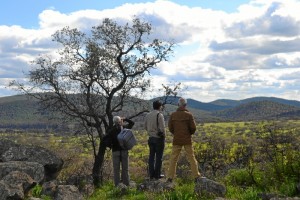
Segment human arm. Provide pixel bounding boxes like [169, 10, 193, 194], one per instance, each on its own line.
[168, 114, 174, 134]
[189, 114, 196, 134]
[144, 114, 148, 131]
[158, 113, 166, 134]
[123, 118, 134, 129]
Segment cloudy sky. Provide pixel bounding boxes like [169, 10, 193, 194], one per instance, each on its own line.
[1, 0, 300, 102]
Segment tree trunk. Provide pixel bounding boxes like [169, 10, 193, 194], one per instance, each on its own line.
[92, 140, 107, 187]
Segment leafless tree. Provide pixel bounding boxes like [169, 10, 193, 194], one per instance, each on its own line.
[10, 17, 175, 186]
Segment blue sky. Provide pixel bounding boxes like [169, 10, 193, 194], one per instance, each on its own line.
[0, 0, 250, 28]
[1, 0, 300, 102]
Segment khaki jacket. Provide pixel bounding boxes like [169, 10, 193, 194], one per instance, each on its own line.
[168, 107, 196, 145]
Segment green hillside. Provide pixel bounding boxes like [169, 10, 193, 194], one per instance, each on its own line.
[1, 95, 300, 132]
[0, 95, 60, 131]
[214, 100, 300, 121]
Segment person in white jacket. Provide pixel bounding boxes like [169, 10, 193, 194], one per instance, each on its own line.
[144, 100, 166, 180]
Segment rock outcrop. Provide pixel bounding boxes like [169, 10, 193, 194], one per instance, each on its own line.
[1, 143, 63, 180]
[0, 161, 45, 183]
[137, 179, 175, 192]
[137, 177, 226, 198]
[0, 171, 36, 200]
[194, 177, 226, 197]
[0, 139, 84, 200]
[0, 139, 19, 156]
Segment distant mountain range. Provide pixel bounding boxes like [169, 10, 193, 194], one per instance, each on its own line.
[189, 97, 300, 122]
[1, 94, 300, 132]
[153, 96, 300, 122]
[187, 96, 300, 111]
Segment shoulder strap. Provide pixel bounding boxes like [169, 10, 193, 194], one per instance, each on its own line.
[156, 113, 160, 130]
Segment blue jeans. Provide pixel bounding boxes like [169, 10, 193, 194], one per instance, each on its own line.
[148, 137, 165, 179]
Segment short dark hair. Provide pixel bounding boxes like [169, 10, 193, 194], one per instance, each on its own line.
[153, 100, 162, 110]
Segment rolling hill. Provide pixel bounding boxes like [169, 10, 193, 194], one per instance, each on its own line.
[0, 95, 63, 132]
[152, 96, 300, 122]
[212, 100, 300, 121]
[1, 94, 300, 132]
[192, 96, 300, 111]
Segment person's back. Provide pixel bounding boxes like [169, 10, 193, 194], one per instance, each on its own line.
[166, 97, 200, 183]
[107, 116, 134, 186]
[144, 100, 165, 180]
[108, 118, 134, 152]
[145, 110, 164, 138]
[169, 105, 196, 146]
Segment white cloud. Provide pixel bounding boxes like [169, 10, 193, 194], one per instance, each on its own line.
[1, 0, 300, 101]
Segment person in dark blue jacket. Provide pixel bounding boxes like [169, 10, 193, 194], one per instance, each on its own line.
[106, 116, 134, 186]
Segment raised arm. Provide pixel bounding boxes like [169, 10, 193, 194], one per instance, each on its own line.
[123, 118, 135, 129]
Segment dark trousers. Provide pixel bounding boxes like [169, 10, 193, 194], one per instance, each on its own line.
[148, 137, 165, 179]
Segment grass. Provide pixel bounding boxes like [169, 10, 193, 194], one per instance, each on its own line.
[226, 186, 261, 200]
[2, 120, 300, 199]
[88, 179, 203, 200]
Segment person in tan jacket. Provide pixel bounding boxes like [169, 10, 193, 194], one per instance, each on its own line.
[166, 97, 201, 182]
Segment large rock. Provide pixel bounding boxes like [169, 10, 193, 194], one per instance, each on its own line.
[0, 139, 19, 159]
[259, 193, 286, 200]
[54, 185, 84, 200]
[0, 166, 40, 200]
[1, 145, 63, 180]
[137, 179, 175, 192]
[0, 171, 37, 200]
[42, 181, 58, 197]
[41, 181, 85, 200]
[2, 171, 37, 193]
[0, 161, 45, 183]
[194, 177, 226, 197]
[0, 181, 18, 200]
[270, 198, 300, 200]
[66, 174, 94, 197]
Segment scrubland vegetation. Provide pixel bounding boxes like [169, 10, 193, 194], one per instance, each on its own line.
[1, 120, 300, 199]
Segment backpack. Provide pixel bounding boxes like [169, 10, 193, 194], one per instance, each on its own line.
[117, 128, 137, 150]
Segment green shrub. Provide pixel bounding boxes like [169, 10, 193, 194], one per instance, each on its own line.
[31, 184, 43, 197]
[225, 168, 255, 187]
[278, 179, 298, 196]
[226, 185, 260, 200]
[161, 191, 196, 200]
[30, 184, 52, 200]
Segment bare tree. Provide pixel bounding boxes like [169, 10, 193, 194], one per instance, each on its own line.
[161, 82, 182, 105]
[10, 17, 175, 186]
